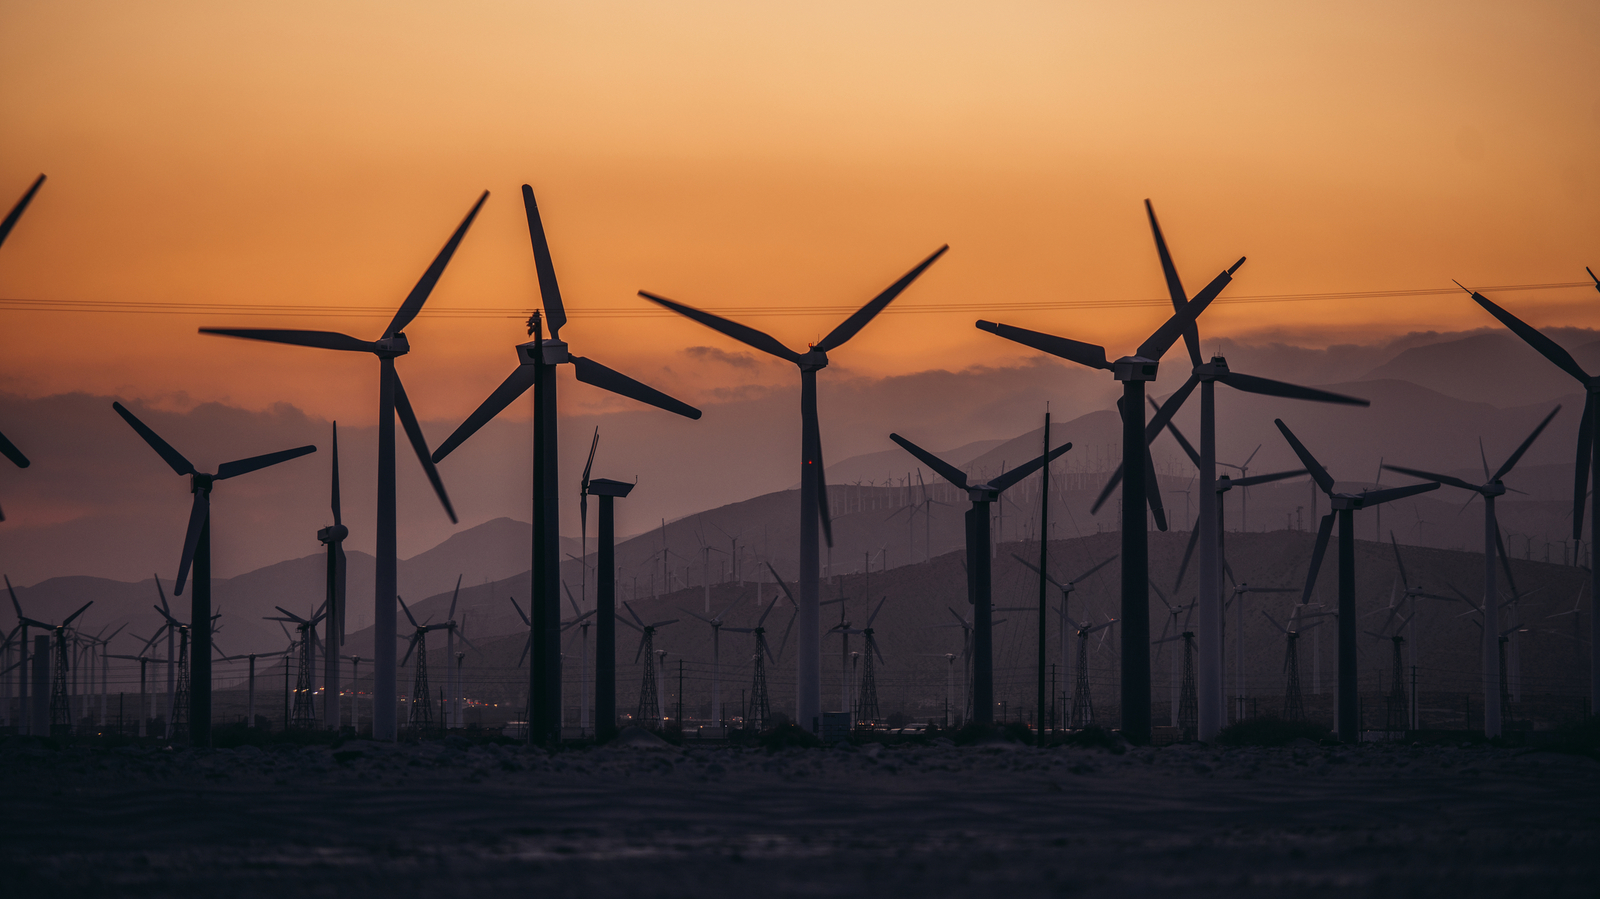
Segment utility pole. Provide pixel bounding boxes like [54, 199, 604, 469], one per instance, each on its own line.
[1037, 409, 1050, 737]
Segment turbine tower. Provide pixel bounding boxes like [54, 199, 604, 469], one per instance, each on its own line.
[1275, 419, 1440, 740]
[889, 433, 1071, 725]
[433, 187, 701, 745]
[587, 476, 636, 738]
[200, 191, 482, 741]
[113, 401, 315, 746]
[317, 423, 349, 730]
[1382, 405, 1559, 737]
[976, 202, 1239, 743]
[641, 245, 947, 734]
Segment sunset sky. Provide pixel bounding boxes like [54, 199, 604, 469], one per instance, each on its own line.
[1, 2, 1598, 578]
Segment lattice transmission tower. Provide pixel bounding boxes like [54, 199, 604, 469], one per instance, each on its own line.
[1070, 628, 1094, 728]
[1282, 632, 1305, 722]
[1178, 632, 1199, 740]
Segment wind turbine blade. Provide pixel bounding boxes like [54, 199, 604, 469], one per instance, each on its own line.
[1383, 463, 1478, 493]
[1390, 532, 1411, 589]
[634, 635, 646, 665]
[1262, 609, 1288, 634]
[1010, 553, 1065, 592]
[1495, 526, 1519, 600]
[756, 594, 780, 626]
[216, 445, 317, 480]
[431, 364, 538, 463]
[400, 634, 418, 668]
[0, 428, 28, 469]
[0, 174, 45, 250]
[1147, 375, 1200, 444]
[1228, 469, 1307, 489]
[1143, 440, 1168, 531]
[638, 291, 802, 363]
[1072, 555, 1117, 585]
[1090, 464, 1124, 516]
[385, 190, 488, 338]
[1173, 521, 1200, 590]
[775, 607, 798, 661]
[198, 328, 379, 353]
[571, 356, 702, 419]
[449, 574, 463, 621]
[581, 427, 599, 493]
[868, 596, 889, 626]
[1147, 395, 1201, 468]
[508, 596, 531, 627]
[1220, 372, 1369, 406]
[1359, 482, 1441, 506]
[391, 370, 457, 523]
[1273, 419, 1334, 494]
[1466, 286, 1591, 383]
[815, 245, 949, 352]
[1144, 200, 1201, 367]
[1301, 514, 1335, 605]
[889, 434, 968, 490]
[1135, 257, 1242, 361]
[397, 594, 420, 629]
[991, 441, 1072, 493]
[61, 601, 93, 627]
[975, 320, 1110, 371]
[1492, 404, 1561, 482]
[173, 491, 210, 596]
[521, 185, 567, 339]
[5, 574, 21, 620]
[765, 563, 799, 607]
[614, 614, 642, 633]
[1576, 393, 1594, 540]
[622, 600, 648, 628]
[112, 402, 195, 476]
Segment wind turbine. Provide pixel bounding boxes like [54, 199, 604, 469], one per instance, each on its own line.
[560, 583, 595, 733]
[317, 423, 349, 730]
[1463, 279, 1600, 717]
[617, 601, 678, 731]
[1260, 607, 1325, 721]
[1221, 566, 1296, 722]
[1148, 580, 1195, 729]
[200, 191, 483, 741]
[889, 432, 1071, 725]
[433, 187, 701, 744]
[5, 575, 38, 734]
[108, 632, 164, 737]
[1275, 419, 1440, 740]
[1010, 551, 1117, 721]
[976, 202, 1241, 743]
[1068, 616, 1118, 728]
[112, 400, 315, 746]
[15, 599, 91, 736]
[397, 595, 439, 733]
[265, 604, 327, 729]
[725, 587, 796, 730]
[1370, 532, 1463, 727]
[1382, 404, 1559, 737]
[0, 175, 43, 522]
[681, 599, 740, 726]
[1218, 445, 1263, 532]
[835, 596, 888, 723]
[641, 244, 948, 733]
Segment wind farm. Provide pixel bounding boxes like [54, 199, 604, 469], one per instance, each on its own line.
[2, 3, 1599, 895]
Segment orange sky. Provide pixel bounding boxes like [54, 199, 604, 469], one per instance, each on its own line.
[2, 0, 1598, 426]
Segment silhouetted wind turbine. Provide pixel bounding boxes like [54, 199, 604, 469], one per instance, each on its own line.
[0, 175, 44, 522]
[1463, 280, 1600, 715]
[318, 423, 348, 730]
[432, 186, 700, 744]
[977, 202, 1238, 743]
[199, 193, 481, 740]
[889, 432, 1071, 725]
[641, 244, 947, 733]
[1275, 418, 1440, 739]
[1382, 404, 1559, 736]
[112, 401, 314, 745]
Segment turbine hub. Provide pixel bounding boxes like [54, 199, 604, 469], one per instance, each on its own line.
[517, 338, 570, 366]
[318, 524, 349, 543]
[191, 473, 215, 494]
[1483, 480, 1506, 498]
[1330, 494, 1359, 510]
[1112, 356, 1159, 381]
[374, 333, 410, 357]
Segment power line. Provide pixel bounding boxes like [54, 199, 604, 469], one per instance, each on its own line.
[0, 280, 1591, 320]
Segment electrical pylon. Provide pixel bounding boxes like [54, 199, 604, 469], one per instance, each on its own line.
[170, 627, 190, 741]
[291, 631, 317, 729]
[749, 641, 770, 730]
[1071, 628, 1094, 728]
[637, 629, 659, 730]
[1282, 632, 1306, 722]
[408, 643, 433, 733]
[1178, 632, 1199, 740]
[48, 629, 71, 735]
[1386, 635, 1408, 734]
[856, 635, 880, 723]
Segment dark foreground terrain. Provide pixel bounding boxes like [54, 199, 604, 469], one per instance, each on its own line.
[3, 732, 1597, 898]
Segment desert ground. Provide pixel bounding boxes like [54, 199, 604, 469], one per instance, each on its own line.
[3, 729, 1597, 898]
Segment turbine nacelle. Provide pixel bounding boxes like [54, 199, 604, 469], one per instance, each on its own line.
[1195, 355, 1231, 379]
[190, 473, 216, 495]
[373, 333, 411, 357]
[1483, 480, 1507, 498]
[516, 338, 571, 366]
[1112, 356, 1159, 382]
[966, 485, 1003, 503]
[317, 524, 349, 544]
[798, 347, 829, 372]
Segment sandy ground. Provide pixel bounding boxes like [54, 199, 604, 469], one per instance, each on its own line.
[3, 734, 1598, 898]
